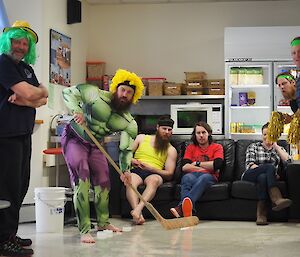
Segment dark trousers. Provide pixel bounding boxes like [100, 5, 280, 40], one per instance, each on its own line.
[242, 163, 277, 200]
[0, 135, 31, 242]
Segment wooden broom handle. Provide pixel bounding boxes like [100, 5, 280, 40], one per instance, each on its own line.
[81, 124, 148, 205]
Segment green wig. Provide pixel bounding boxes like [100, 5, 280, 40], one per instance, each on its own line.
[0, 28, 37, 64]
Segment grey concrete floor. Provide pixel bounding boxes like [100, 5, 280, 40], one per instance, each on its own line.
[17, 218, 300, 257]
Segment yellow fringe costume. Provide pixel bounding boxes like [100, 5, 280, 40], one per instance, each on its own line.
[267, 110, 300, 145]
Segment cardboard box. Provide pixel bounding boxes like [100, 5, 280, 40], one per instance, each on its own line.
[185, 72, 207, 81]
[207, 79, 225, 88]
[186, 88, 204, 95]
[186, 80, 207, 88]
[86, 61, 105, 79]
[148, 82, 163, 96]
[144, 78, 166, 96]
[206, 87, 225, 95]
[164, 83, 182, 95]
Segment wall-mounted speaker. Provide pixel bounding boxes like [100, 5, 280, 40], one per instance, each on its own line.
[67, 0, 82, 24]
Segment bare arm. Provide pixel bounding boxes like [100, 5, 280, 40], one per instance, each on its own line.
[11, 82, 48, 101]
[182, 161, 214, 172]
[8, 93, 47, 108]
[273, 142, 290, 162]
[131, 134, 145, 167]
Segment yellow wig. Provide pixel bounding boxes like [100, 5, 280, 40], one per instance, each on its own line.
[110, 69, 144, 104]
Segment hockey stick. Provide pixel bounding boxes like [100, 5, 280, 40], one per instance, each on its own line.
[82, 124, 199, 230]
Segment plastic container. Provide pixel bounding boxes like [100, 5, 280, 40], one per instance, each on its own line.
[34, 187, 66, 233]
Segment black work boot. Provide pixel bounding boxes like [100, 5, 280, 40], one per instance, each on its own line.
[15, 235, 32, 247]
[0, 238, 34, 256]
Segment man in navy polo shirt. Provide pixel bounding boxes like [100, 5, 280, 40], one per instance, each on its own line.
[0, 20, 47, 256]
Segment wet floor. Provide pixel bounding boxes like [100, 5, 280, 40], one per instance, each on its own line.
[17, 218, 300, 257]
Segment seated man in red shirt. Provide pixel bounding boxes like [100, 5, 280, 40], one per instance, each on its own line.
[170, 121, 224, 217]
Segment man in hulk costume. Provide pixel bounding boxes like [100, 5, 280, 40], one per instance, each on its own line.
[61, 69, 144, 243]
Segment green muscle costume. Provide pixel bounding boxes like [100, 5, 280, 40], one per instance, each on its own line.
[61, 82, 139, 234]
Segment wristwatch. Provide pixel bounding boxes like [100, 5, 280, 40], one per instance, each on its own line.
[195, 161, 201, 167]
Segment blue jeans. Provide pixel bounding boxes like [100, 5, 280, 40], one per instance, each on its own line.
[242, 163, 277, 200]
[180, 172, 216, 206]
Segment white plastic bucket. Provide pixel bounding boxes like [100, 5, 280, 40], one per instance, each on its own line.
[34, 187, 66, 233]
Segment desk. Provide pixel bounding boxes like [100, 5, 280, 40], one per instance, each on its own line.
[0, 200, 10, 209]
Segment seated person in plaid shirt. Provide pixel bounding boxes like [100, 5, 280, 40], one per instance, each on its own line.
[241, 122, 292, 226]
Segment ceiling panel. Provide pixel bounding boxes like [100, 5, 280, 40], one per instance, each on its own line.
[85, 0, 291, 4]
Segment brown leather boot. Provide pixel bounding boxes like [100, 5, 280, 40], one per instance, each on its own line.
[269, 187, 292, 211]
[256, 200, 268, 225]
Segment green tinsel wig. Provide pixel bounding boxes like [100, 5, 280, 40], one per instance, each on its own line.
[0, 28, 37, 64]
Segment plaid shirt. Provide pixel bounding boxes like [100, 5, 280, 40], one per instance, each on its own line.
[245, 142, 282, 171]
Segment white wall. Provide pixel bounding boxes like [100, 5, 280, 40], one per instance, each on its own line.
[86, 0, 299, 82]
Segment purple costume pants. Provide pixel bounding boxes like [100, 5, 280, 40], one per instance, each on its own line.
[61, 124, 111, 233]
[61, 124, 110, 189]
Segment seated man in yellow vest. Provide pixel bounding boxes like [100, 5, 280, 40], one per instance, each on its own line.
[125, 116, 177, 225]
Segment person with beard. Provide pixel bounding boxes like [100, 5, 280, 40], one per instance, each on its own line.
[170, 122, 223, 218]
[61, 69, 144, 243]
[0, 21, 48, 256]
[125, 116, 177, 225]
[275, 71, 297, 122]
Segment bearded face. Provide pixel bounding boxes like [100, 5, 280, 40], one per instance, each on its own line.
[154, 126, 172, 153]
[111, 93, 132, 112]
[111, 85, 134, 112]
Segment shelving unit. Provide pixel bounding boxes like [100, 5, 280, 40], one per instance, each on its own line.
[225, 62, 273, 139]
[131, 94, 225, 136]
[230, 106, 270, 109]
[132, 95, 224, 116]
[140, 95, 225, 100]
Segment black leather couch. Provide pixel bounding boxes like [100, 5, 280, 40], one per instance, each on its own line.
[110, 139, 299, 222]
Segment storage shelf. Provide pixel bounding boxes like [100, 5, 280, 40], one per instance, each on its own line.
[230, 84, 269, 89]
[231, 132, 262, 135]
[277, 106, 292, 111]
[141, 95, 225, 100]
[230, 106, 270, 109]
